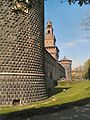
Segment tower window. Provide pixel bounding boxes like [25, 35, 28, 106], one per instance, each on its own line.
[48, 30, 50, 34]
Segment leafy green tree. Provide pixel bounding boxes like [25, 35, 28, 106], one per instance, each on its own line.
[83, 59, 90, 79]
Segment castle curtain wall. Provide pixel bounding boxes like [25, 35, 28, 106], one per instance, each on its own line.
[45, 50, 65, 95]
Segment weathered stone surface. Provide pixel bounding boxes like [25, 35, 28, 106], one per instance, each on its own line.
[0, 0, 48, 105]
[44, 21, 66, 95]
[45, 50, 65, 96]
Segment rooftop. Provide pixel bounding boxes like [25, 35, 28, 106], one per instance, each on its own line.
[60, 56, 72, 62]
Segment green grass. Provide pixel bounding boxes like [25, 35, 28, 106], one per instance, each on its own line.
[0, 80, 90, 115]
[58, 80, 83, 87]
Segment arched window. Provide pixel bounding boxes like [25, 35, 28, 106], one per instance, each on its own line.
[48, 30, 50, 34]
[50, 71, 52, 80]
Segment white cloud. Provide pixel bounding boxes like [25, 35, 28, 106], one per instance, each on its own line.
[77, 39, 90, 44]
[65, 42, 77, 48]
[64, 38, 90, 48]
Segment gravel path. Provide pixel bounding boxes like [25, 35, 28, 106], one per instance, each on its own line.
[0, 99, 90, 120]
[28, 104, 90, 120]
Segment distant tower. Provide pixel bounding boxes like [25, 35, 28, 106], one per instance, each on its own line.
[59, 56, 72, 80]
[45, 21, 59, 61]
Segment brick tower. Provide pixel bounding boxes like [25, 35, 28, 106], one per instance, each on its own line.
[59, 56, 72, 80]
[0, 0, 48, 105]
[45, 21, 59, 61]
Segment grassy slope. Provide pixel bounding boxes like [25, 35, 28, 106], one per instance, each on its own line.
[0, 80, 90, 115]
[49, 80, 90, 106]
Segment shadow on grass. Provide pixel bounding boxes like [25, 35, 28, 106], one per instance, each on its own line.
[0, 98, 90, 120]
[53, 87, 71, 95]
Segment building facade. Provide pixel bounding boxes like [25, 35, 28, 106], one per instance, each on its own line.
[45, 21, 66, 95]
[45, 21, 59, 61]
[45, 49, 65, 96]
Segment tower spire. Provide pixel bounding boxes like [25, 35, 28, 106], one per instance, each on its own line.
[46, 20, 53, 35]
[45, 21, 59, 61]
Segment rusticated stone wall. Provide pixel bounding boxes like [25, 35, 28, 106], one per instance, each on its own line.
[0, 0, 48, 105]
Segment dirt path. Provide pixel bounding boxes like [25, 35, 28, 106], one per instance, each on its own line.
[29, 103, 90, 120]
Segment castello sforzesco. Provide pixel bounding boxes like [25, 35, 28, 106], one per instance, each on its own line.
[0, 0, 72, 105]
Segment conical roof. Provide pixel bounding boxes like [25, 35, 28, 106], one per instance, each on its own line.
[46, 20, 52, 28]
[60, 56, 72, 62]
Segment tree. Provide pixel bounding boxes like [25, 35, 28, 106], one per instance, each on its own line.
[83, 59, 90, 79]
[46, 0, 90, 6]
[58, 0, 90, 6]
[81, 10, 90, 30]
[66, 0, 90, 6]
[79, 10, 90, 42]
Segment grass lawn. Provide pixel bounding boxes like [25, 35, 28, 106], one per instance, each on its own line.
[0, 80, 90, 115]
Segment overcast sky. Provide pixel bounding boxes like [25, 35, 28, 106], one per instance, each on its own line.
[44, 1, 90, 68]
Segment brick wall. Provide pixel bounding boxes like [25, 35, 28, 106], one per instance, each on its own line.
[45, 49, 65, 96]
